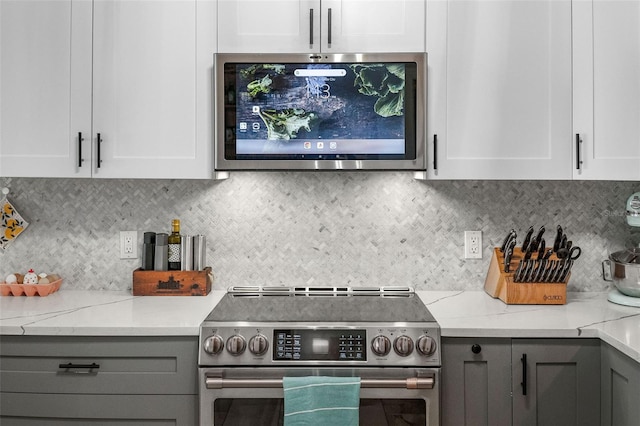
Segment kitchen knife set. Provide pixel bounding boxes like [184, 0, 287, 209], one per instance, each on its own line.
[499, 225, 581, 284]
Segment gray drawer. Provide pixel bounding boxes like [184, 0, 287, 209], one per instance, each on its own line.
[0, 336, 197, 394]
[0, 392, 197, 425]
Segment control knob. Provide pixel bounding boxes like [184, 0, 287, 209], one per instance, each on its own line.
[393, 335, 414, 357]
[416, 335, 437, 356]
[203, 334, 224, 355]
[371, 335, 391, 356]
[248, 334, 269, 356]
[226, 335, 247, 356]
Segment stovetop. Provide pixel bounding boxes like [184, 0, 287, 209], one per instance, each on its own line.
[199, 287, 441, 368]
[204, 286, 437, 323]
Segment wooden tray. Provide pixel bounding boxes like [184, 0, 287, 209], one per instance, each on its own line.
[484, 247, 567, 305]
[132, 267, 212, 296]
[0, 278, 63, 297]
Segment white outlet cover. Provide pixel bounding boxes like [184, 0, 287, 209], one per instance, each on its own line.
[464, 231, 482, 259]
[120, 231, 138, 259]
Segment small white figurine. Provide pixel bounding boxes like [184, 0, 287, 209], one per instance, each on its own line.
[23, 269, 38, 284]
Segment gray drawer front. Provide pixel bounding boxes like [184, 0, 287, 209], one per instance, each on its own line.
[0, 336, 197, 394]
[0, 392, 197, 425]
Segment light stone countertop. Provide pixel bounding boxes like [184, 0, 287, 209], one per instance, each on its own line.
[1, 290, 639, 363]
[418, 291, 640, 363]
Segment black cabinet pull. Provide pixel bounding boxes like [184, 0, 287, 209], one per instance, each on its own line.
[521, 353, 527, 395]
[327, 8, 332, 46]
[59, 362, 100, 370]
[309, 9, 314, 46]
[433, 134, 438, 171]
[78, 132, 83, 168]
[471, 343, 481, 354]
[575, 133, 582, 170]
[97, 133, 103, 168]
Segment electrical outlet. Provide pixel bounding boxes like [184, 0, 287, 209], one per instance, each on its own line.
[464, 231, 482, 259]
[120, 231, 138, 259]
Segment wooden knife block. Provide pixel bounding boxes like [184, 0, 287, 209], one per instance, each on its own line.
[484, 247, 567, 305]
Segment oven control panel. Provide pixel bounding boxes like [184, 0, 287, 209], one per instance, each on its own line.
[273, 329, 367, 361]
[199, 323, 441, 367]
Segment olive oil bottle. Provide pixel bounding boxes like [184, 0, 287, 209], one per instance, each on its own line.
[168, 219, 181, 270]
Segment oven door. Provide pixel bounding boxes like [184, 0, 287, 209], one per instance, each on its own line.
[199, 367, 439, 426]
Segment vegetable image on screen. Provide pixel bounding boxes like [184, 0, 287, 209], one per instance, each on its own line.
[350, 63, 405, 117]
[258, 108, 316, 140]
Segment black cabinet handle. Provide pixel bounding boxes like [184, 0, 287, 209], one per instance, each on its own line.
[575, 133, 582, 170]
[433, 134, 438, 171]
[471, 343, 481, 354]
[309, 9, 314, 46]
[78, 132, 83, 168]
[327, 8, 332, 46]
[521, 353, 527, 395]
[59, 362, 100, 370]
[97, 133, 103, 168]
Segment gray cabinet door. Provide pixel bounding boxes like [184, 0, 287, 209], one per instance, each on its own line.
[441, 337, 512, 426]
[601, 342, 640, 426]
[512, 339, 600, 426]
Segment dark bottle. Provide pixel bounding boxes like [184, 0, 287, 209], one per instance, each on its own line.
[168, 219, 181, 270]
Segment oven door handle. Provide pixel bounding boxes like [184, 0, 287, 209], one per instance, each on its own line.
[205, 376, 435, 390]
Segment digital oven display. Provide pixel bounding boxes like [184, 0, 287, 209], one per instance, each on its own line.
[273, 329, 367, 361]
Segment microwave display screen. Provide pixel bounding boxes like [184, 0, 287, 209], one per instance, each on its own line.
[222, 61, 418, 161]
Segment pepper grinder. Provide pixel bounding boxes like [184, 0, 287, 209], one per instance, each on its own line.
[154, 233, 168, 271]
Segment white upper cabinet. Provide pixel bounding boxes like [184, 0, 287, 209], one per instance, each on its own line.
[0, 0, 92, 178]
[0, 0, 215, 179]
[92, 0, 214, 179]
[573, 0, 640, 180]
[217, 0, 425, 53]
[426, 0, 573, 179]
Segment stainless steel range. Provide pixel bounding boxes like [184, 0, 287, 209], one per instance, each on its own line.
[198, 286, 441, 425]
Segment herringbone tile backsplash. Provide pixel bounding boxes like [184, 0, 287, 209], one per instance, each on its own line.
[1, 174, 637, 292]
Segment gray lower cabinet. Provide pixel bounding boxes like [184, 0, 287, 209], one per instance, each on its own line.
[441, 337, 512, 426]
[0, 335, 198, 425]
[601, 342, 640, 426]
[512, 339, 600, 426]
[442, 337, 601, 426]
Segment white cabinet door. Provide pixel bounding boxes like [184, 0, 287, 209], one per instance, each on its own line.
[0, 0, 92, 178]
[217, 0, 424, 53]
[218, 0, 318, 53]
[92, 0, 214, 179]
[426, 0, 572, 179]
[573, 0, 640, 180]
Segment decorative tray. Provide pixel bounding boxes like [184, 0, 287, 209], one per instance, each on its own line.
[0, 278, 63, 297]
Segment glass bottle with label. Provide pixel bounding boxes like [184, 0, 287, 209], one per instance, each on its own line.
[168, 219, 181, 270]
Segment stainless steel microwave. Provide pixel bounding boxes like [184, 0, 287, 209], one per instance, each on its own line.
[214, 52, 427, 171]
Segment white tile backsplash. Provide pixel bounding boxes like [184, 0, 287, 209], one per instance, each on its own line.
[0, 174, 636, 292]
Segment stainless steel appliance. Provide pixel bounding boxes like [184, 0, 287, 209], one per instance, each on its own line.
[198, 286, 441, 425]
[214, 52, 427, 171]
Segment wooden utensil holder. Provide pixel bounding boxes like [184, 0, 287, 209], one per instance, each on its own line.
[484, 247, 567, 305]
[132, 267, 213, 296]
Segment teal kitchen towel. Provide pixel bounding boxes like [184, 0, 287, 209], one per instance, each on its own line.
[283, 376, 361, 426]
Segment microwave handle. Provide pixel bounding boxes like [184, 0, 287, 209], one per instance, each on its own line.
[205, 376, 434, 390]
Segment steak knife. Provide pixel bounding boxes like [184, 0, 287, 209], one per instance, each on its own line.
[504, 239, 516, 272]
[521, 226, 534, 252]
[500, 229, 517, 253]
